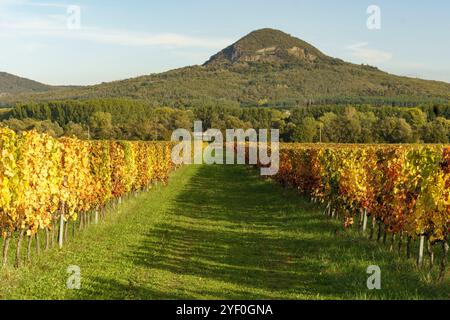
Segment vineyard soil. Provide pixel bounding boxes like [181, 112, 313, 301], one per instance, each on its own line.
[0, 165, 448, 299]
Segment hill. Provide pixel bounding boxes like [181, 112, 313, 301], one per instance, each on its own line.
[0, 72, 51, 96]
[204, 28, 330, 66]
[2, 28, 450, 107]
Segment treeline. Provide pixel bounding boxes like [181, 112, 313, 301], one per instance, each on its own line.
[285, 104, 450, 143]
[1, 99, 449, 143]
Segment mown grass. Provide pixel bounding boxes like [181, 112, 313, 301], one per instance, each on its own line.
[0, 164, 448, 300]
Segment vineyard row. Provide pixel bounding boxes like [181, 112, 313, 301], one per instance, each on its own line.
[261, 144, 450, 280]
[0, 128, 175, 267]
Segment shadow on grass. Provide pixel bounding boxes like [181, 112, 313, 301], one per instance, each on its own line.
[77, 165, 449, 300]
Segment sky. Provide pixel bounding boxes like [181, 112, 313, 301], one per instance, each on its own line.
[0, 0, 449, 85]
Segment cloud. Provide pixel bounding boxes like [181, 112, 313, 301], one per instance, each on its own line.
[0, 0, 66, 7]
[0, 0, 22, 5]
[1, 23, 231, 48]
[0, 1, 231, 48]
[346, 42, 393, 64]
[27, 2, 70, 8]
[0, 15, 231, 49]
[71, 29, 231, 48]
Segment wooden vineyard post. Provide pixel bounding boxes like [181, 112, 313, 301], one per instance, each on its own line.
[370, 217, 376, 240]
[426, 237, 434, 269]
[64, 220, 69, 241]
[59, 202, 65, 249]
[323, 202, 330, 215]
[389, 234, 396, 252]
[417, 235, 425, 267]
[362, 209, 368, 233]
[383, 226, 388, 245]
[35, 233, 40, 255]
[51, 224, 55, 248]
[15, 229, 24, 268]
[45, 228, 49, 251]
[79, 212, 83, 231]
[27, 235, 32, 262]
[2, 232, 11, 268]
[439, 240, 449, 282]
[377, 221, 382, 242]
[398, 232, 403, 254]
[407, 236, 412, 259]
[358, 208, 364, 228]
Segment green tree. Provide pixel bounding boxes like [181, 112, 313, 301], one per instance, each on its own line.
[338, 107, 362, 143]
[358, 111, 377, 143]
[65, 122, 89, 139]
[292, 117, 318, 142]
[378, 117, 414, 143]
[421, 117, 449, 143]
[318, 112, 340, 142]
[89, 112, 114, 139]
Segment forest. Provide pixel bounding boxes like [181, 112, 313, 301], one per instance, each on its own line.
[0, 98, 449, 143]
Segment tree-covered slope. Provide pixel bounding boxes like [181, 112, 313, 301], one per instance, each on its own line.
[2, 28, 450, 107]
[0, 72, 51, 95]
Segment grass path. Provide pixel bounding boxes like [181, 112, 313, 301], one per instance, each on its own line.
[0, 164, 448, 299]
